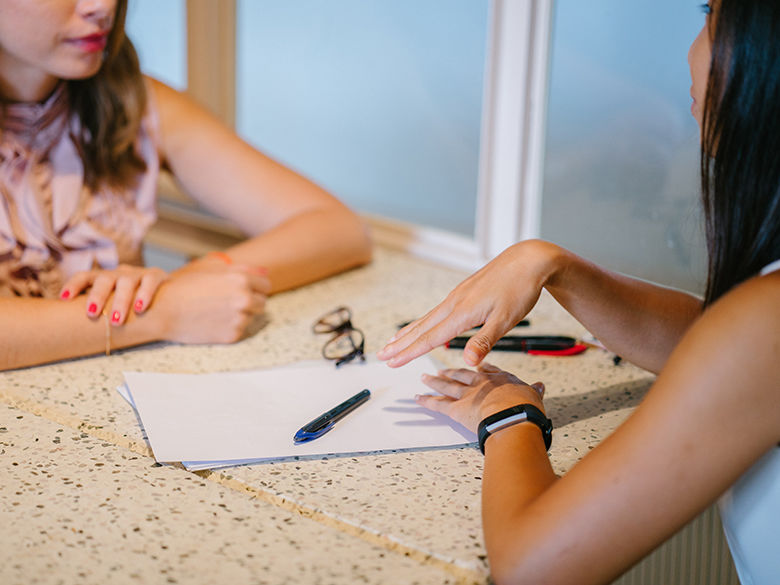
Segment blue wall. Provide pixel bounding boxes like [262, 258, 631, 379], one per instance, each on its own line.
[540, 0, 708, 291]
[126, 0, 187, 90]
[235, 0, 489, 236]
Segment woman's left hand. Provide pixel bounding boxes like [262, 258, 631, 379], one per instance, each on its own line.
[417, 363, 546, 433]
[59, 264, 168, 325]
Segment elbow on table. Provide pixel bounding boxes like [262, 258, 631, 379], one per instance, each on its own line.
[338, 207, 373, 268]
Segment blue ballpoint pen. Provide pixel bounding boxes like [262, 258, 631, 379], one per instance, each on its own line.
[293, 389, 371, 443]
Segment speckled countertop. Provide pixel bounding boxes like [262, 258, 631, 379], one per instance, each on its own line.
[0, 246, 654, 585]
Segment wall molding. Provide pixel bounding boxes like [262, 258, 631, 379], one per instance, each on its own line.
[364, 215, 483, 273]
[475, 0, 553, 260]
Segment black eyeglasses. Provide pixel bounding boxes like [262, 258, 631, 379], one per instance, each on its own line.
[312, 306, 366, 367]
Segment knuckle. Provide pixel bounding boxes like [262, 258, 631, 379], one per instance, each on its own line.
[235, 291, 253, 310]
[227, 272, 249, 288]
[417, 330, 438, 349]
[115, 274, 134, 288]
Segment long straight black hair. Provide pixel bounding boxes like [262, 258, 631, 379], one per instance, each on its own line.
[700, 0, 780, 305]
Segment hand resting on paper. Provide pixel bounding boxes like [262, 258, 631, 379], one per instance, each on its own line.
[417, 362, 546, 434]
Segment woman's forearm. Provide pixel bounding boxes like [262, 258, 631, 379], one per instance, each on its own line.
[482, 424, 558, 585]
[216, 204, 372, 293]
[0, 297, 160, 370]
[541, 244, 703, 373]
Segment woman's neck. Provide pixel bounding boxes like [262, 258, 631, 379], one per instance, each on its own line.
[0, 66, 60, 103]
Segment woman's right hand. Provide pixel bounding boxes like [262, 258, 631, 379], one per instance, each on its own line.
[152, 263, 271, 344]
[377, 239, 564, 367]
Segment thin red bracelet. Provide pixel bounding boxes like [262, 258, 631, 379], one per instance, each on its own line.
[206, 251, 233, 265]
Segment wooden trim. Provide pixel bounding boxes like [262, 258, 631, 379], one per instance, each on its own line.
[186, 0, 236, 127]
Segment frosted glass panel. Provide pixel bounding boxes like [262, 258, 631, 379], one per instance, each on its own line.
[540, 0, 707, 293]
[125, 0, 187, 90]
[236, 0, 488, 236]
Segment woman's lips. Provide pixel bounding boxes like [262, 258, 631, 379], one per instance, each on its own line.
[66, 32, 108, 53]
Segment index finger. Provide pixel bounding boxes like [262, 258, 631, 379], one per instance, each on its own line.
[59, 270, 97, 299]
[382, 314, 479, 367]
[378, 295, 481, 360]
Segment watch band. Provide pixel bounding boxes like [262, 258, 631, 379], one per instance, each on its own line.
[477, 404, 553, 454]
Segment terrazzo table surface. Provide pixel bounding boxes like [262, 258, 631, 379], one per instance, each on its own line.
[0, 246, 654, 585]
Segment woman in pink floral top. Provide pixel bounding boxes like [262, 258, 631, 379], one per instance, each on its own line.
[0, 0, 371, 370]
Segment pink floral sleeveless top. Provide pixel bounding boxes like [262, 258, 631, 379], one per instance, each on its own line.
[0, 82, 160, 298]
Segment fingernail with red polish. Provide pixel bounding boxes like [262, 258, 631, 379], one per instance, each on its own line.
[60, 290, 70, 300]
[134, 299, 144, 312]
[88, 302, 98, 315]
[111, 311, 121, 323]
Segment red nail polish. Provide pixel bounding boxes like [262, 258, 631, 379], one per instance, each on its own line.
[88, 302, 98, 314]
[134, 299, 144, 312]
[111, 311, 121, 323]
[60, 290, 70, 299]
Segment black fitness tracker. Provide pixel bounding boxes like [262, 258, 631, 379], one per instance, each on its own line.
[477, 404, 553, 454]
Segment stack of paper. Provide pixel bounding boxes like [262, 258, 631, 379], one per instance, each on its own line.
[119, 357, 476, 470]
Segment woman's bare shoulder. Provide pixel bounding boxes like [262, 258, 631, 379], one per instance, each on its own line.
[706, 270, 780, 338]
[143, 75, 197, 119]
[672, 270, 780, 421]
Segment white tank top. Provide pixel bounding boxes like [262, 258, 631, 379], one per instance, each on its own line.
[717, 259, 780, 585]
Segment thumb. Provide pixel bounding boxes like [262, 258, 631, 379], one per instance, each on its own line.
[463, 320, 505, 366]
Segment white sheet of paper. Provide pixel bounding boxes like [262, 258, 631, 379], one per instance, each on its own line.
[122, 357, 475, 465]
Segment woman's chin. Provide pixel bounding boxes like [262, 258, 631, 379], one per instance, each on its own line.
[54, 56, 105, 81]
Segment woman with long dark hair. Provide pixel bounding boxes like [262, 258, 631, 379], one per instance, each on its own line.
[379, 1, 779, 582]
[0, 0, 371, 370]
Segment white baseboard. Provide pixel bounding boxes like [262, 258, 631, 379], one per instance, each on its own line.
[363, 214, 486, 273]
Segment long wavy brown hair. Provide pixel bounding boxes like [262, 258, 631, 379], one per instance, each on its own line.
[67, 0, 148, 190]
